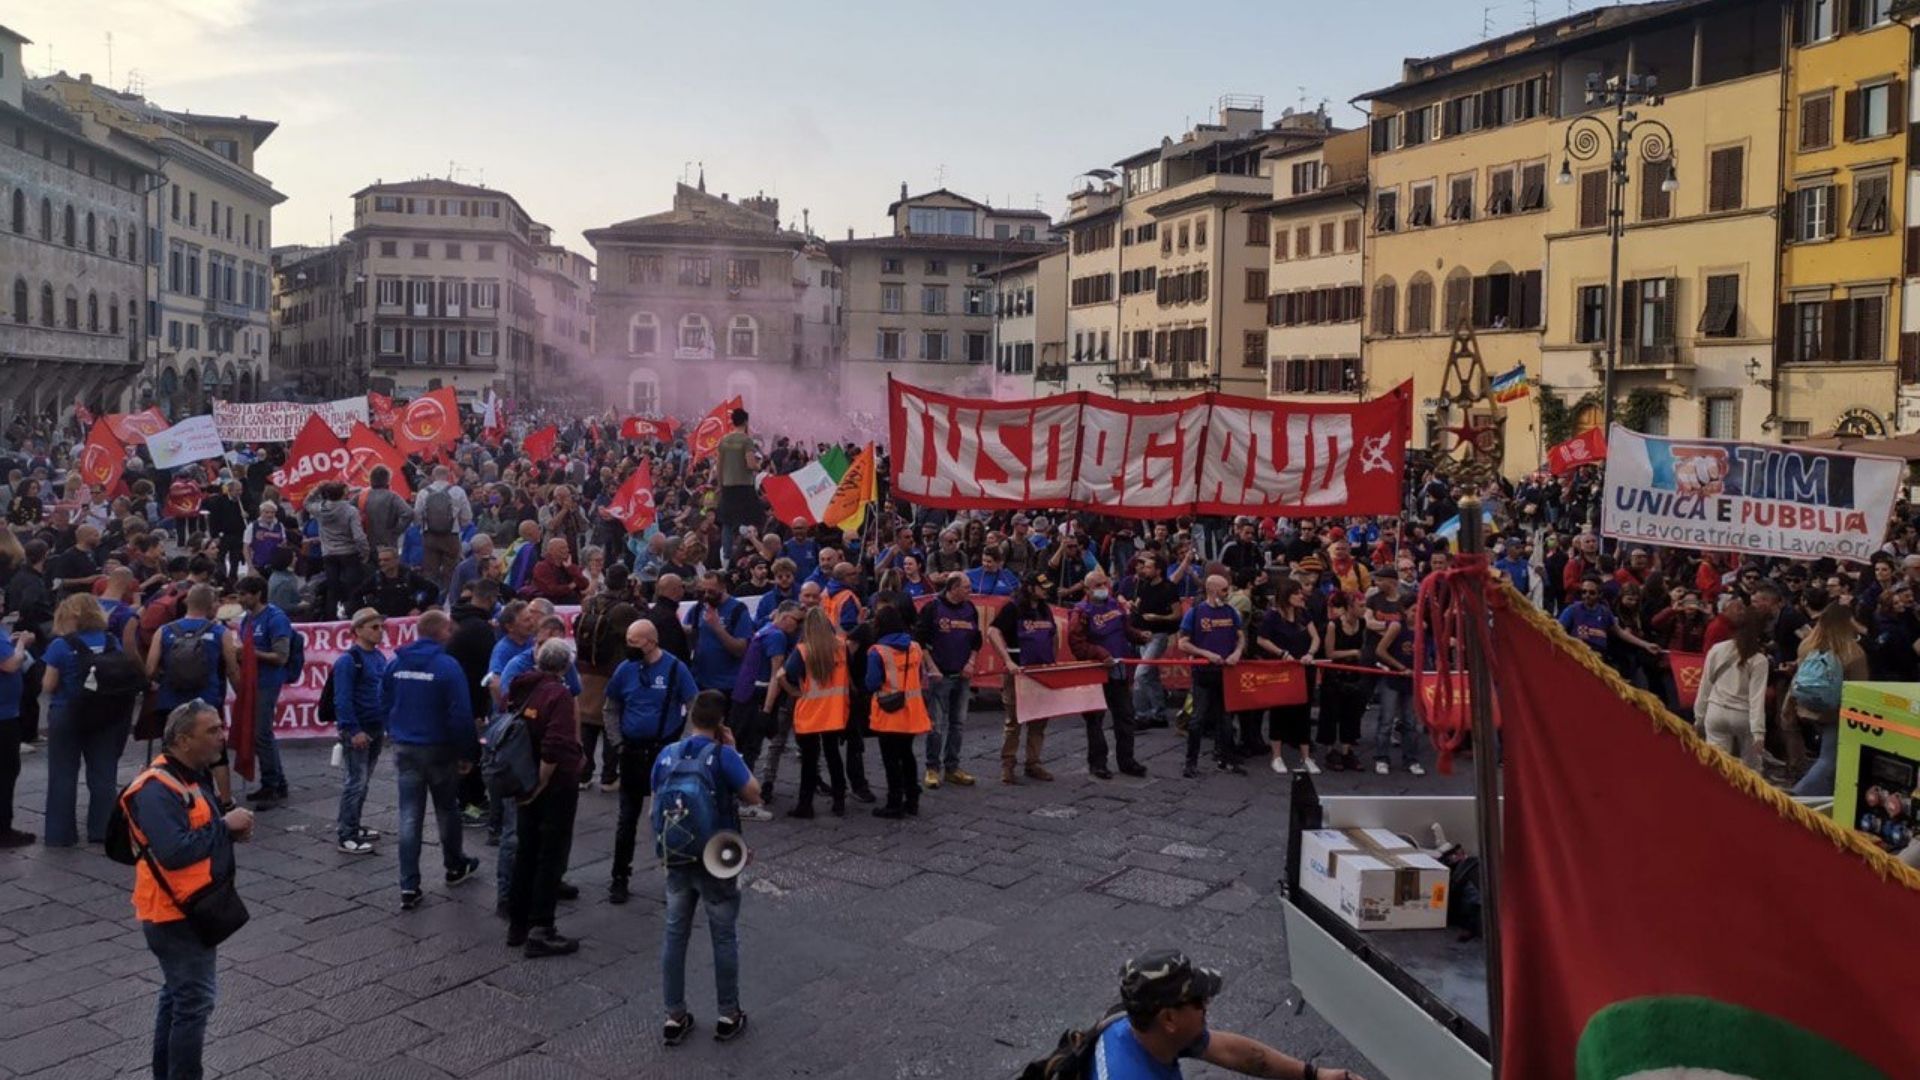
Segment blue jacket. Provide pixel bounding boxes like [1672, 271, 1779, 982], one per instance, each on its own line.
[127, 757, 234, 904]
[754, 584, 798, 626]
[331, 645, 390, 736]
[380, 639, 478, 756]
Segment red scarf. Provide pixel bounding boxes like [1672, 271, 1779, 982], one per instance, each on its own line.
[229, 615, 261, 782]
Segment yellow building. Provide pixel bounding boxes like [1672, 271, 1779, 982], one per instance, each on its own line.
[1540, 0, 1786, 447]
[1778, 0, 1907, 438]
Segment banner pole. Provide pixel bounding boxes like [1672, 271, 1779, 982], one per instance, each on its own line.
[1457, 494, 1504, 1075]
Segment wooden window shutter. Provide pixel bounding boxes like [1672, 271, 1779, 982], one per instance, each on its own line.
[1320, 221, 1336, 252]
[1824, 299, 1849, 360]
[1829, 184, 1846, 240]
[1800, 95, 1831, 150]
[1471, 275, 1492, 328]
[1858, 297, 1885, 362]
[1708, 147, 1744, 212]
[1640, 160, 1672, 220]
[1892, 80, 1908, 136]
[1906, 225, 1920, 276]
[1657, 279, 1679, 346]
[1519, 270, 1543, 329]
[1274, 229, 1289, 259]
[1343, 217, 1361, 251]
[1579, 171, 1608, 228]
[1619, 279, 1640, 349]
[1844, 89, 1861, 142]
[1778, 303, 1797, 361]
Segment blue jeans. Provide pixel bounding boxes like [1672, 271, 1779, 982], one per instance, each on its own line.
[1792, 722, 1840, 797]
[1372, 680, 1426, 766]
[44, 702, 131, 846]
[394, 743, 466, 893]
[662, 865, 742, 1017]
[495, 799, 518, 907]
[1132, 633, 1170, 723]
[336, 728, 384, 842]
[252, 683, 286, 792]
[144, 919, 217, 1080]
[923, 673, 970, 771]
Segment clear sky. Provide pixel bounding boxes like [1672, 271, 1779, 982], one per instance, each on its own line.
[21, 0, 1587, 259]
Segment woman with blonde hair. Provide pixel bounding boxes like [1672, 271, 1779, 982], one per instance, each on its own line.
[41, 594, 142, 846]
[775, 607, 848, 818]
[1792, 602, 1870, 796]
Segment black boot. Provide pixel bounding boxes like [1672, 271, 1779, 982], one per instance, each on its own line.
[830, 791, 846, 817]
[787, 801, 815, 819]
[872, 801, 906, 819]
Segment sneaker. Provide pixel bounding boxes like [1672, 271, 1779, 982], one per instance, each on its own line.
[663, 1013, 695, 1046]
[1270, 757, 1290, 775]
[338, 837, 376, 856]
[461, 805, 489, 828]
[739, 804, 773, 822]
[609, 878, 630, 905]
[714, 1011, 748, 1042]
[943, 768, 976, 787]
[577, 777, 592, 792]
[1408, 762, 1427, 777]
[523, 930, 580, 958]
[1119, 763, 1148, 778]
[1216, 759, 1247, 776]
[1303, 758, 1322, 775]
[355, 826, 382, 840]
[849, 788, 877, 805]
[1374, 760, 1390, 776]
[445, 855, 481, 887]
[600, 778, 620, 793]
[924, 768, 942, 790]
[400, 890, 423, 912]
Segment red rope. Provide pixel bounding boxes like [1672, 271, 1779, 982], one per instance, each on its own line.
[1411, 553, 1498, 775]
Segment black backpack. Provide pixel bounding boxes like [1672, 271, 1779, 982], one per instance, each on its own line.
[162, 621, 213, 695]
[315, 650, 365, 726]
[1016, 1007, 1125, 1080]
[66, 633, 145, 734]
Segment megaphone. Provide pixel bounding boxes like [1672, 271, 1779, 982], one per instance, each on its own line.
[703, 830, 748, 880]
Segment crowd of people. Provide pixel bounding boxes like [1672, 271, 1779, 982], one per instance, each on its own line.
[0, 401, 1905, 1077]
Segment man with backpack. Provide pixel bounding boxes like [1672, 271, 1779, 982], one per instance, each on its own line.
[415, 465, 473, 600]
[331, 608, 390, 855]
[502, 638, 585, 958]
[574, 566, 638, 792]
[605, 618, 698, 905]
[144, 585, 237, 809]
[236, 576, 298, 807]
[656, 689, 761, 1047]
[382, 609, 481, 912]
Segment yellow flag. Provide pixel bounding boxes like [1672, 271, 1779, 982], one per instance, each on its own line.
[823, 443, 876, 533]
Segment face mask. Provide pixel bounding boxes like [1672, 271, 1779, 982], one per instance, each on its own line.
[1091, 588, 1111, 601]
[626, 646, 649, 661]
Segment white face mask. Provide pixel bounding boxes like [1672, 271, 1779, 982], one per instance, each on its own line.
[1092, 588, 1110, 601]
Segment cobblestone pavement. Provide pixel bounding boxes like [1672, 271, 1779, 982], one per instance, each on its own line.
[1, 705, 1469, 1078]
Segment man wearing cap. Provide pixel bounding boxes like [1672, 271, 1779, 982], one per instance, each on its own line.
[1101, 949, 1364, 1078]
[333, 608, 391, 856]
[1218, 518, 1264, 580]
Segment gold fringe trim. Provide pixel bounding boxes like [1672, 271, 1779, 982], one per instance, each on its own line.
[1490, 580, 1920, 893]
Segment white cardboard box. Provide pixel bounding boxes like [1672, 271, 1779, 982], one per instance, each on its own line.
[1299, 828, 1449, 931]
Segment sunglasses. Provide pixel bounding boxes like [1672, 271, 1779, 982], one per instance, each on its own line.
[1581, 589, 1601, 597]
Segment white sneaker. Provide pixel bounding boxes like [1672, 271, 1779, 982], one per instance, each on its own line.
[1302, 758, 1322, 775]
[1374, 760, 1390, 776]
[1408, 762, 1427, 777]
[739, 805, 774, 822]
[338, 838, 376, 856]
[1269, 757, 1289, 775]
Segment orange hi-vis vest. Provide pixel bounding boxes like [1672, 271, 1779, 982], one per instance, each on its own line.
[791, 642, 850, 735]
[870, 643, 932, 735]
[122, 757, 216, 924]
[822, 587, 862, 632]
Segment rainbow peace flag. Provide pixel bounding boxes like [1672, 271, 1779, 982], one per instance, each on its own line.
[1491, 364, 1530, 404]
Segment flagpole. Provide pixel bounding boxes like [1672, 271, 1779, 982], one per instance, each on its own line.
[1457, 494, 1505, 1075]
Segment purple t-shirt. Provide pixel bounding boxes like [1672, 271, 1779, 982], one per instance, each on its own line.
[993, 603, 1058, 666]
[1075, 597, 1136, 664]
[731, 623, 790, 704]
[923, 596, 982, 675]
[1179, 602, 1243, 658]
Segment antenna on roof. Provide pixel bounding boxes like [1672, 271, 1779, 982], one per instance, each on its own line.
[1525, 0, 1539, 25]
[105, 32, 113, 88]
[1481, 3, 1497, 38]
[935, 163, 947, 187]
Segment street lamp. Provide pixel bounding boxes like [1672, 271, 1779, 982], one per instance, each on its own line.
[1559, 72, 1677, 437]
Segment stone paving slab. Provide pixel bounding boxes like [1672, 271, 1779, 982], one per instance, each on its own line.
[2, 703, 1469, 1076]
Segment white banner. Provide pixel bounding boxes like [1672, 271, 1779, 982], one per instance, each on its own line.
[213, 397, 368, 443]
[146, 415, 225, 469]
[1600, 425, 1902, 564]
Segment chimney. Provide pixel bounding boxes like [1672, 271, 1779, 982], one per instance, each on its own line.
[900, 181, 909, 201]
[847, 228, 854, 240]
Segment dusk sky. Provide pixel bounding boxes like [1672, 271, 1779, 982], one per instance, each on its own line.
[24, 0, 1581, 256]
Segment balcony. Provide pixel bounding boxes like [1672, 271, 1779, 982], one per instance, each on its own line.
[1589, 340, 1691, 370]
[204, 296, 254, 324]
[2, 324, 140, 367]
[1035, 362, 1069, 383]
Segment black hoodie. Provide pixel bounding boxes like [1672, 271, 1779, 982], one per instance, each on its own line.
[447, 602, 497, 720]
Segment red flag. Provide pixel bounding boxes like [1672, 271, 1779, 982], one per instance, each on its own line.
[1491, 590, 1920, 1077]
[163, 479, 205, 520]
[1547, 426, 1607, 475]
[368, 392, 399, 432]
[524, 424, 558, 462]
[77, 418, 126, 494]
[394, 387, 460, 457]
[605, 460, 658, 534]
[269, 414, 349, 505]
[1012, 662, 1108, 722]
[689, 396, 742, 462]
[345, 422, 412, 499]
[1223, 661, 1309, 711]
[231, 626, 260, 783]
[619, 416, 679, 443]
[1666, 650, 1706, 710]
[105, 407, 170, 447]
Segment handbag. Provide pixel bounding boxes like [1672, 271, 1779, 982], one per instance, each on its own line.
[876, 690, 907, 712]
[139, 844, 251, 948]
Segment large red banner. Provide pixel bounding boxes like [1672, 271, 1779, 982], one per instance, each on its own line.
[888, 378, 1411, 519]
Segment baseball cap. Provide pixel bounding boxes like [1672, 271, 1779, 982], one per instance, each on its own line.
[1295, 555, 1326, 573]
[351, 607, 386, 630]
[1120, 949, 1223, 1012]
[1023, 570, 1054, 591]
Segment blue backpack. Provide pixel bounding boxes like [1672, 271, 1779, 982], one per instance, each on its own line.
[1791, 649, 1843, 712]
[651, 741, 728, 867]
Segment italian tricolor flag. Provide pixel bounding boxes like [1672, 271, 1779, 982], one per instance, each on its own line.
[760, 445, 851, 527]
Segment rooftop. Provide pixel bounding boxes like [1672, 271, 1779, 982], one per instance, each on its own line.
[1355, 0, 1691, 100]
[827, 235, 1060, 255]
[0, 23, 30, 44]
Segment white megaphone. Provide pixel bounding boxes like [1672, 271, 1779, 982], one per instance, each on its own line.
[703, 831, 748, 879]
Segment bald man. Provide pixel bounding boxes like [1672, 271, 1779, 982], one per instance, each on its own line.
[1175, 573, 1246, 780]
[604, 619, 700, 904]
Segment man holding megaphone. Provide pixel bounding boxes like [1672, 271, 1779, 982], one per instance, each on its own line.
[653, 689, 763, 1048]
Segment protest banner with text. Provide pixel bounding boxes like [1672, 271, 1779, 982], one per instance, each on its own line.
[214, 397, 369, 442]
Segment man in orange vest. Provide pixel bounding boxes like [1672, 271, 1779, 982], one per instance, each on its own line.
[124, 700, 254, 1080]
[821, 561, 863, 634]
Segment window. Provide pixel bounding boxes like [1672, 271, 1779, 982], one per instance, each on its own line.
[1708, 147, 1745, 212]
[374, 195, 402, 212]
[727, 315, 758, 358]
[1272, 357, 1361, 395]
[1486, 169, 1516, 217]
[1160, 227, 1173, 256]
[921, 331, 948, 361]
[379, 241, 398, 258]
[167, 319, 181, 346]
[1443, 94, 1480, 137]
[409, 329, 429, 363]
[1856, 0, 1894, 27]
[376, 278, 403, 307]
[1700, 274, 1740, 338]
[378, 327, 401, 355]
[966, 331, 990, 364]
[1245, 270, 1268, 303]
[1243, 331, 1264, 367]
[1851, 174, 1891, 236]
[726, 259, 761, 289]
[1621, 278, 1677, 361]
[478, 245, 495, 261]
[679, 257, 712, 286]
[1291, 160, 1323, 194]
[879, 329, 901, 360]
[1705, 397, 1738, 441]
[1404, 105, 1433, 147]
[472, 282, 499, 309]
[1072, 222, 1116, 254]
[444, 243, 462, 260]
[1194, 217, 1207, 249]
[1295, 225, 1312, 256]
[1373, 187, 1400, 232]
[1177, 223, 1190, 253]
[1247, 213, 1269, 246]
[1342, 217, 1361, 252]
[679, 314, 711, 352]
[628, 254, 661, 283]
[995, 223, 1011, 240]
[881, 283, 904, 313]
[9, 189, 21, 233]
[1800, 92, 1835, 151]
[188, 192, 197, 227]
[1574, 284, 1605, 342]
[1370, 114, 1402, 154]
[1446, 176, 1474, 222]
[1577, 171, 1609, 229]
[1372, 279, 1397, 335]
[1409, 185, 1435, 228]
[926, 259, 947, 276]
[1443, 268, 1472, 328]
[186, 324, 198, 349]
[8, 278, 20, 323]
[965, 286, 989, 315]
[62, 204, 75, 246]
[1798, 0, 1835, 41]
[1405, 274, 1434, 334]
[1849, 82, 1897, 140]
[881, 257, 903, 274]
[412, 242, 429, 258]
[627, 311, 659, 354]
[1792, 184, 1835, 242]
[921, 286, 948, 314]
[1639, 160, 1674, 221]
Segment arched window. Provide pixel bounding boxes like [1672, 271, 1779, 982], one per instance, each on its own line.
[727, 314, 758, 358]
[39, 283, 53, 326]
[628, 368, 660, 414]
[1405, 272, 1434, 335]
[10, 278, 25, 324]
[106, 218, 118, 257]
[62, 204, 75, 246]
[39, 197, 51, 239]
[108, 294, 121, 335]
[86, 291, 99, 331]
[628, 312, 658, 355]
[63, 287, 80, 329]
[1371, 277, 1397, 336]
[126, 220, 137, 262]
[1442, 267, 1472, 329]
[128, 301, 138, 341]
[678, 313, 711, 353]
[8, 189, 22, 233]
[85, 211, 96, 251]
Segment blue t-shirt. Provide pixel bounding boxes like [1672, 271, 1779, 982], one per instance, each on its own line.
[1558, 601, 1615, 652]
[607, 651, 699, 742]
[498, 648, 582, 696]
[732, 624, 791, 704]
[154, 618, 228, 710]
[0, 633, 21, 720]
[43, 629, 115, 710]
[486, 634, 532, 701]
[1093, 1021, 1210, 1078]
[684, 597, 754, 692]
[244, 604, 297, 692]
